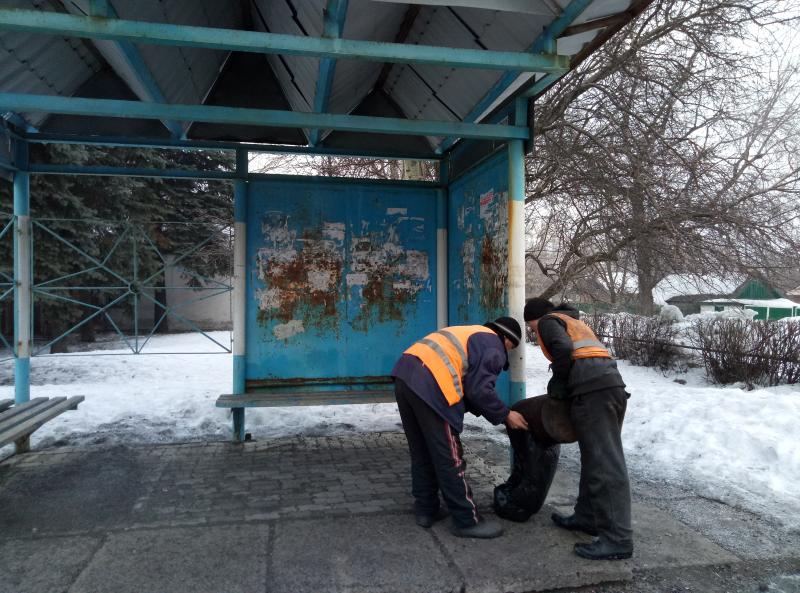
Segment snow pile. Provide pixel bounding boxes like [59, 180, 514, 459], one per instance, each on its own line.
[659, 304, 684, 322]
[1, 334, 799, 529]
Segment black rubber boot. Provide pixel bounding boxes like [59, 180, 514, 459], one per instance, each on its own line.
[450, 518, 503, 539]
[415, 507, 449, 528]
[574, 538, 633, 560]
[551, 512, 598, 536]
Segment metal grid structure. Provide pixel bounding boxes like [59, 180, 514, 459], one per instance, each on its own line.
[0, 0, 653, 439]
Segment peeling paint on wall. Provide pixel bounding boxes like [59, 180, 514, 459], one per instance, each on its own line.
[253, 206, 432, 339]
[349, 212, 430, 331]
[273, 319, 305, 340]
[450, 169, 509, 322]
[255, 212, 344, 333]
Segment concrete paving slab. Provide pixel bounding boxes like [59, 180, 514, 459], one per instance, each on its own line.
[270, 514, 460, 593]
[0, 535, 101, 593]
[434, 511, 632, 593]
[661, 496, 800, 560]
[67, 525, 269, 593]
[0, 446, 148, 537]
[628, 503, 740, 568]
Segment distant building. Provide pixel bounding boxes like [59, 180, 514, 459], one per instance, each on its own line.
[696, 278, 800, 320]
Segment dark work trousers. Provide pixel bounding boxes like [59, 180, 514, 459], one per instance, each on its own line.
[569, 386, 632, 544]
[394, 378, 480, 528]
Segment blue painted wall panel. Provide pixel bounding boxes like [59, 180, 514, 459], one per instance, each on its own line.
[448, 151, 510, 401]
[448, 150, 509, 323]
[246, 178, 437, 386]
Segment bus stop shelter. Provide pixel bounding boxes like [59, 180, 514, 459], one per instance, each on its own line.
[0, 0, 650, 441]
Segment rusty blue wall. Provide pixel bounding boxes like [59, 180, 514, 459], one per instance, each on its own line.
[246, 178, 438, 387]
[448, 150, 509, 323]
[447, 151, 510, 400]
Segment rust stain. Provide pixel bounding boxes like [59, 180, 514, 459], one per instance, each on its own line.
[479, 234, 506, 314]
[255, 218, 343, 333]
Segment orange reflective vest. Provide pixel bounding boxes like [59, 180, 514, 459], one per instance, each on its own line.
[404, 325, 497, 406]
[537, 313, 611, 362]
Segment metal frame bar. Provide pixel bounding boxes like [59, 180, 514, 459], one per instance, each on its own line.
[0, 93, 529, 142]
[0, 9, 569, 73]
[28, 164, 442, 189]
[437, 0, 594, 154]
[77, 0, 182, 138]
[308, 0, 349, 147]
[21, 132, 442, 161]
[26, 219, 234, 356]
[0, 218, 13, 353]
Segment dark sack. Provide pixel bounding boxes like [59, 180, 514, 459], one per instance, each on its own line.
[493, 429, 560, 522]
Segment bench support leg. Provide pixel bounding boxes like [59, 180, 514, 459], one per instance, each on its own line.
[232, 407, 245, 443]
[14, 435, 30, 454]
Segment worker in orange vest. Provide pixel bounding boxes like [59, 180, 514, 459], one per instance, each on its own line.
[524, 298, 633, 560]
[391, 317, 529, 539]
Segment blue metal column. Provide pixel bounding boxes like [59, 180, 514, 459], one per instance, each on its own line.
[232, 149, 248, 442]
[436, 159, 449, 329]
[507, 101, 527, 406]
[13, 140, 31, 407]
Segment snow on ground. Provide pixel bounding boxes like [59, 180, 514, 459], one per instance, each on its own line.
[1, 333, 799, 528]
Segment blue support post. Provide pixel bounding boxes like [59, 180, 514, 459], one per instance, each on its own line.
[232, 149, 248, 442]
[507, 111, 527, 407]
[13, 140, 31, 407]
[308, 0, 349, 146]
[0, 93, 529, 142]
[436, 158, 449, 329]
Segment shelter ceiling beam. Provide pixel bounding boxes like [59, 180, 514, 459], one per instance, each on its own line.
[437, 0, 594, 154]
[308, 0, 349, 147]
[2, 112, 36, 133]
[0, 93, 529, 141]
[22, 132, 442, 160]
[0, 9, 569, 73]
[64, 0, 183, 138]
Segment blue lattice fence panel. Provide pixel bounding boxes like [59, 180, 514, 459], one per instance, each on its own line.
[246, 178, 438, 387]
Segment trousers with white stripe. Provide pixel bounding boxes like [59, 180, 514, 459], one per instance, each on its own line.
[395, 378, 480, 528]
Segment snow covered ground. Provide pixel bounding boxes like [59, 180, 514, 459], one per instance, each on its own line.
[1, 332, 798, 529]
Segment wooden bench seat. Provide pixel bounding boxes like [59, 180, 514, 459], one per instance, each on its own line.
[0, 396, 85, 454]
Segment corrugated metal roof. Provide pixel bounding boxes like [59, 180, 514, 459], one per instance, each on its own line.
[0, 0, 646, 151]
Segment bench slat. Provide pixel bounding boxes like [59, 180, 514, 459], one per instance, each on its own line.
[0, 396, 85, 447]
[0, 399, 14, 413]
[0, 397, 50, 424]
[216, 390, 395, 408]
[0, 397, 66, 434]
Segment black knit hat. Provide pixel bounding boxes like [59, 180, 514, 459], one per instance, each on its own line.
[485, 316, 522, 348]
[524, 298, 554, 322]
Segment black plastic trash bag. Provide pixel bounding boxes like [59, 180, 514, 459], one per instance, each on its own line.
[493, 428, 560, 522]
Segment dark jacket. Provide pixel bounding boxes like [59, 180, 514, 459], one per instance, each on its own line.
[391, 331, 510, 433]
[537, 305, 626, 396]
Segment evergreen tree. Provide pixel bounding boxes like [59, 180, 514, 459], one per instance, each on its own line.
[0, 143, 234, 349]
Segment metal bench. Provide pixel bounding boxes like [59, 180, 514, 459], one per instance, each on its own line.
[0, 396, 85, 454]
[216, 389, 395, 408]
[215, 379, 396, 441]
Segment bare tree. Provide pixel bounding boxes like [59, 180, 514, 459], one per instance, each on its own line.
[249, 153, 438, 181]
[525, 0, 800, 312]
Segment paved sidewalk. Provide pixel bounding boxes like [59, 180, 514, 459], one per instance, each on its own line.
[1, 432, 798, 593]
